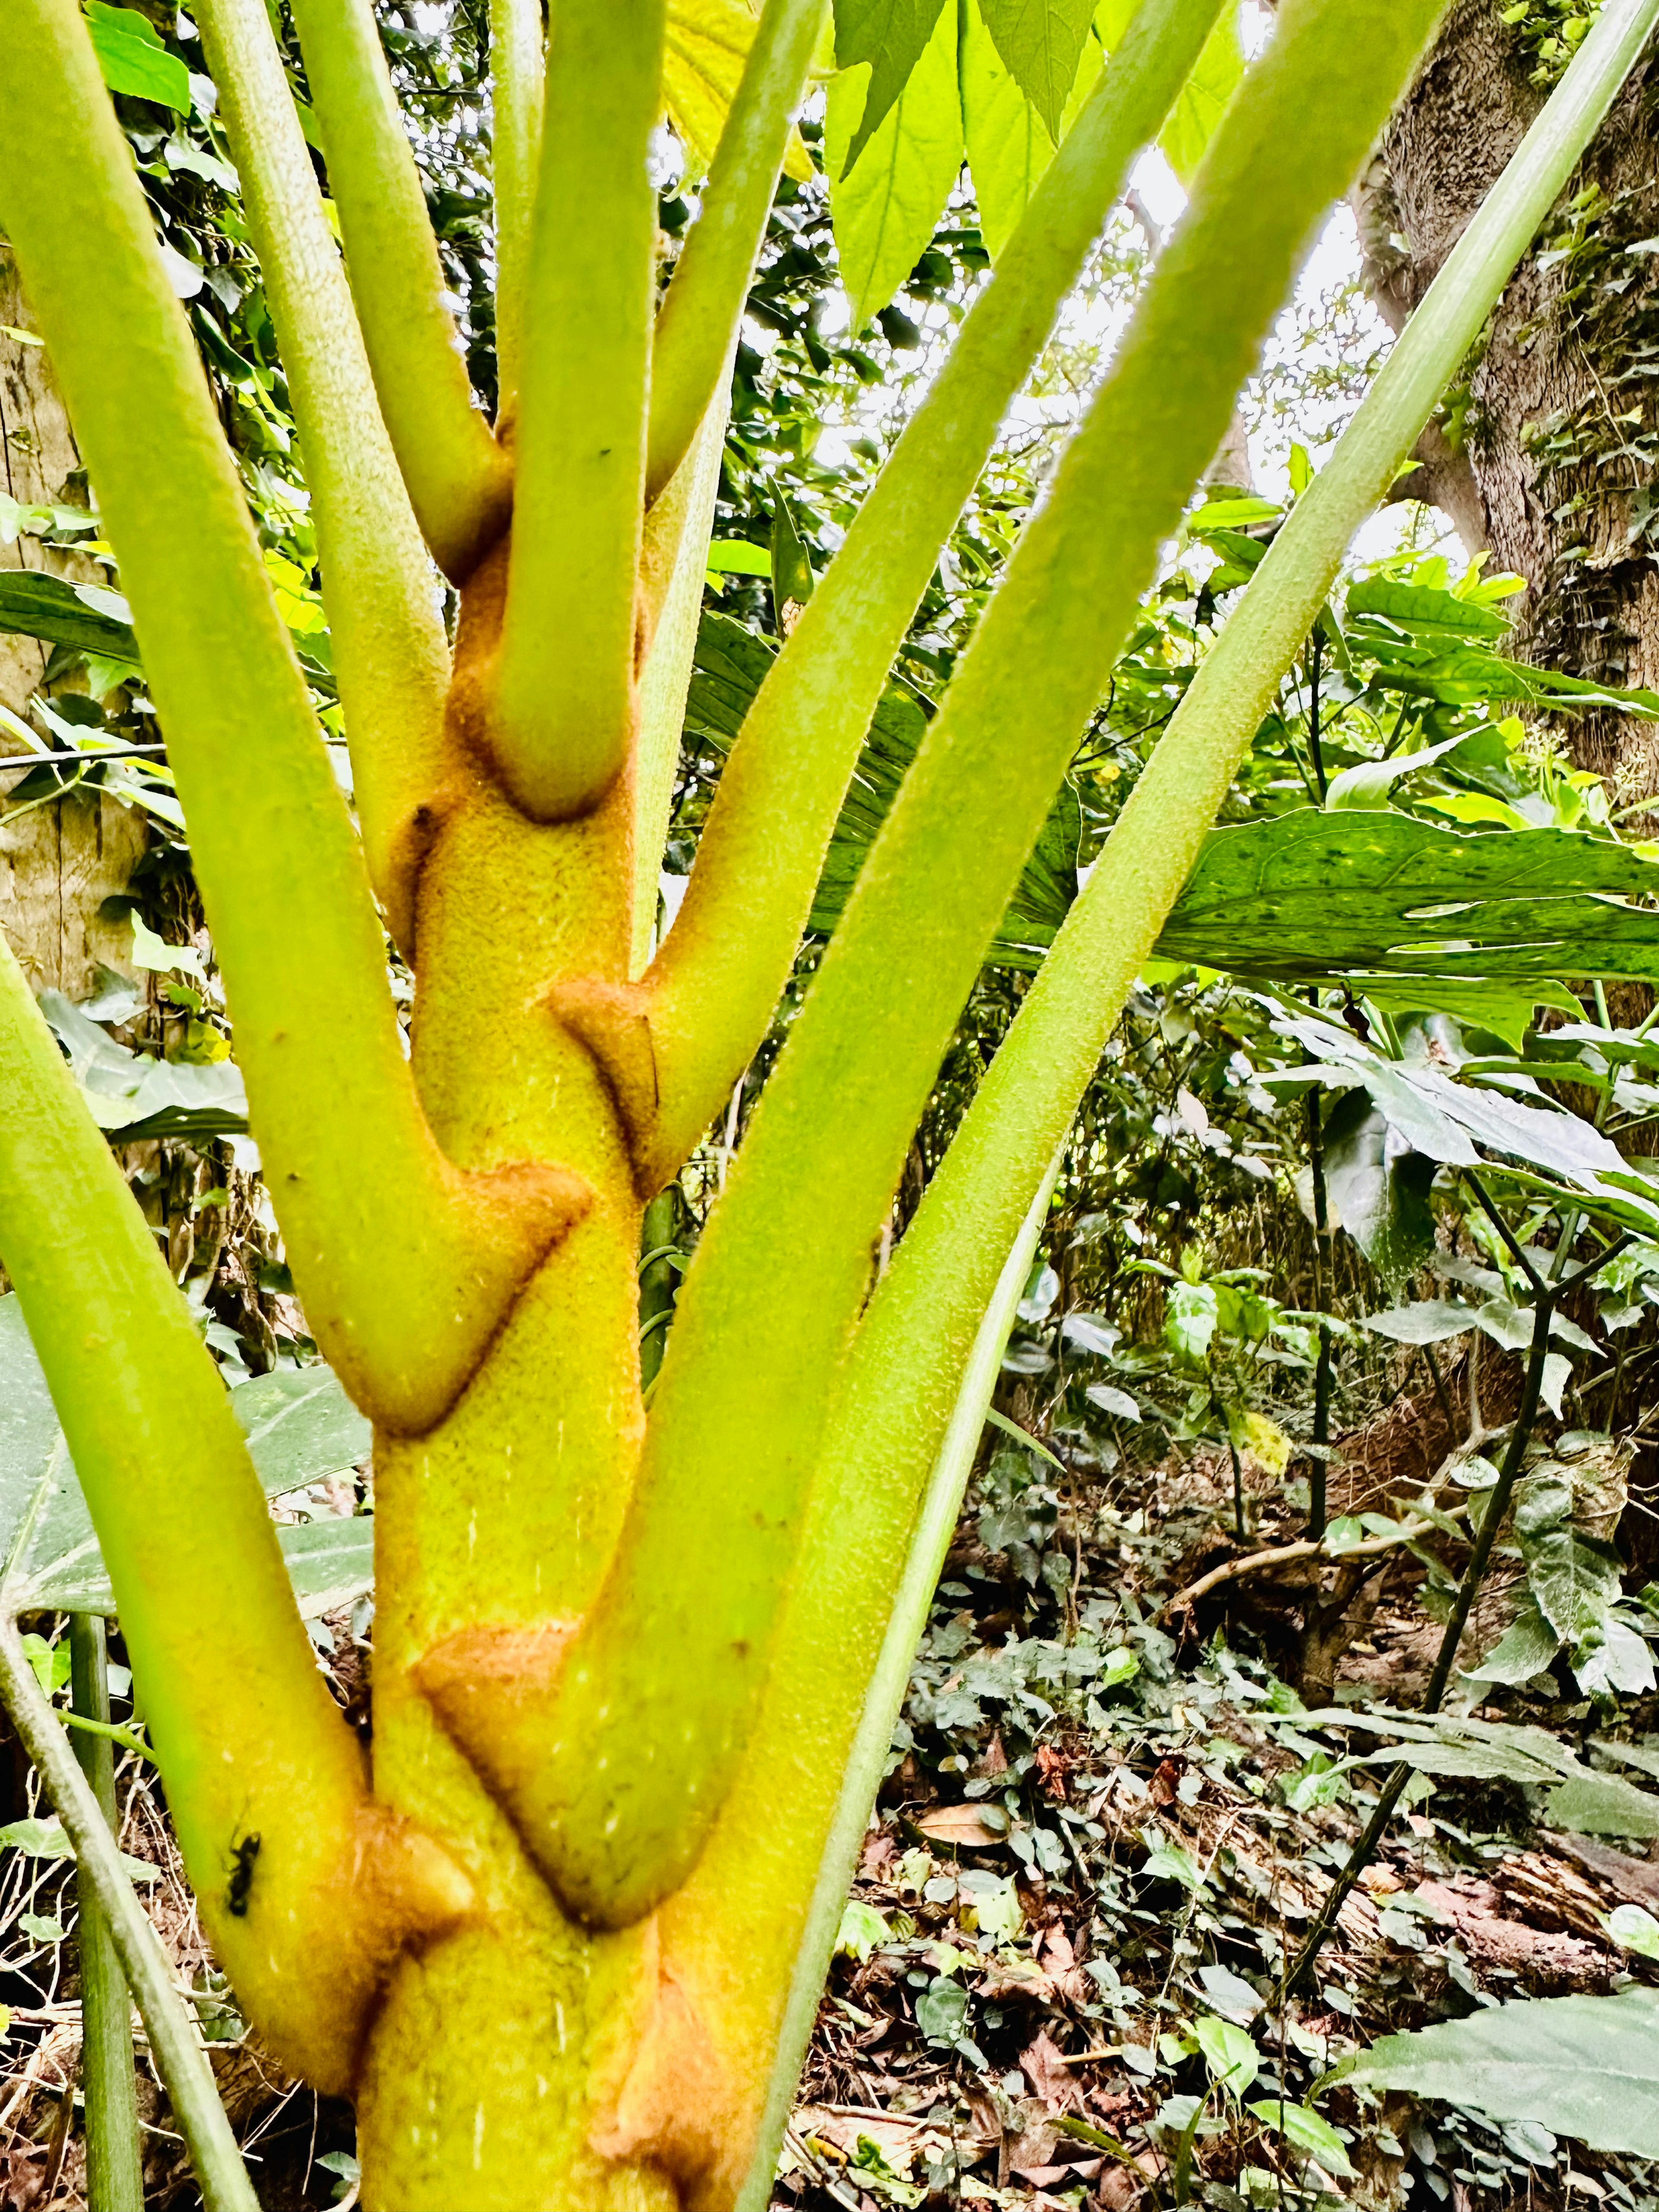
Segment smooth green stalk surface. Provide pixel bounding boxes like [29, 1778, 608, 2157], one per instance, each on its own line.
[494, 0, 665, 820]
[734, 1155, 1062, 2212]
[287, 0, 509, 579]
[829, 0, 1659, 1583]
[634, 390, 732, 973]
[488, 0, 544, 407]
[646, 0, 827, 503]
[0, 0, 583, 1437]
[70, 1615, 143, 2212]
[197, 0, 451, 957]
[537, 0, 1447, 1931]
[0, 1623, 260, 2212]
[644, 0, 1224, 1182]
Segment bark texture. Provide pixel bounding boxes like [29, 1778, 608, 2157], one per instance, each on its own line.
[0, 250, 144, 995]
[1367, 1, 1659, 804]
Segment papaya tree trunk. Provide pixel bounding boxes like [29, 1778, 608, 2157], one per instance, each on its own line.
[2, 0, 1647, 2204]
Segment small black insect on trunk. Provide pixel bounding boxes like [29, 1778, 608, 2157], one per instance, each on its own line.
[226, 1831, 261, 1918]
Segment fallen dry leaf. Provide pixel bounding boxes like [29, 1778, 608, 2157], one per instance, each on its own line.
[1035, 1744, 1071, 1803]
[1096, 2167, 1147, 2209]
[1149, 1756, 1185, 1809]
[1020, 2029, 1077, 2113]
[916, 1804, 1007, 1850]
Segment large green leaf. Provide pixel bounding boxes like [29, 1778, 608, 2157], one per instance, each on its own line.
[1264, 1005, 1634, 1201]
[1465, 1590, 1564, 1688]
[1353, 636, 1659, 718]
[1360, 1297, 1481, 1345]
[833, 0, 951, 169]
[37, 990, 247, 1142]
[1319, 1089, 1437, 1278]
[229, 1367, 372, 1496]
[1543, 1770, 1659, 1837]
[961, 0, 1103, 255]
[273, 1517, 376, 1621]
[1154, 811, 1659, 986]
[664, 0, 814, 184]
[699, 702, 1659, 1012]
[1092, 0, 1237, 180]
[85, 2, 190, 112]
[683, 609, 780, 744]
[1338, 1990, 1659, 2157]
[1524, 1524, 1622, 1653]
[828, 2, 964, 331]
[976, 0, 1095, 139]
[0, 1297, 372, 1618]
[1157, 3, 1242, 181]
[1345, 575, 1511, 639]
[961, 0, 1058, 257]
[1272, 1706, 1659, 1836]
[0, 571, 140, 662]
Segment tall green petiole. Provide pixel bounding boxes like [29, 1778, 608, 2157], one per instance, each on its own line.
[734, 1152, 1065, 2212]
[489, 0, 664, 821]
[286, 0, 511, 579]
[487, 0, 545, 410]
[646, 0, 828, 505]
[0, 929, 472, 2094]
[195, 0, 452, 959]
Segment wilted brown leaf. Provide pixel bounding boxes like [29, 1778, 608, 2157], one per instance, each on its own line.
[1020, 2028, 1077, 2112]
[916, 1804, 1008, 1849]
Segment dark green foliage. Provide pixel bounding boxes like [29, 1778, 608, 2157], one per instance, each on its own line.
[1157, 811, 1659, 986]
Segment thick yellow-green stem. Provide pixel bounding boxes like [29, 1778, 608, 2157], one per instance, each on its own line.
[488, 0, 544, 410]
[361, 604, 660, 2209]
[288, 0, 512, 580]
[0, 0, 583, 1438]
[196, 0, 451, 957]
[0, 934, 470, 2096]
[490, 0, 665, 821]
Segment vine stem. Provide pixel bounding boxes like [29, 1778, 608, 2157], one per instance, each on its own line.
[1305, 1077, 1333, 1541]
[0, 1621, 258, 2212]
[70, 1614, 143, 2212]
[1304, 626, 1328, 803]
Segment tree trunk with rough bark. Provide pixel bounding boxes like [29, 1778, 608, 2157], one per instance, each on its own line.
[0, 253, 145, 996]
[1364, 0, 1659, 808]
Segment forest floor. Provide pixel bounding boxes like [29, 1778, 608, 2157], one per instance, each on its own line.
[0, 1366, 1657, 2211]
[777, 1363, 1659, 2212]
